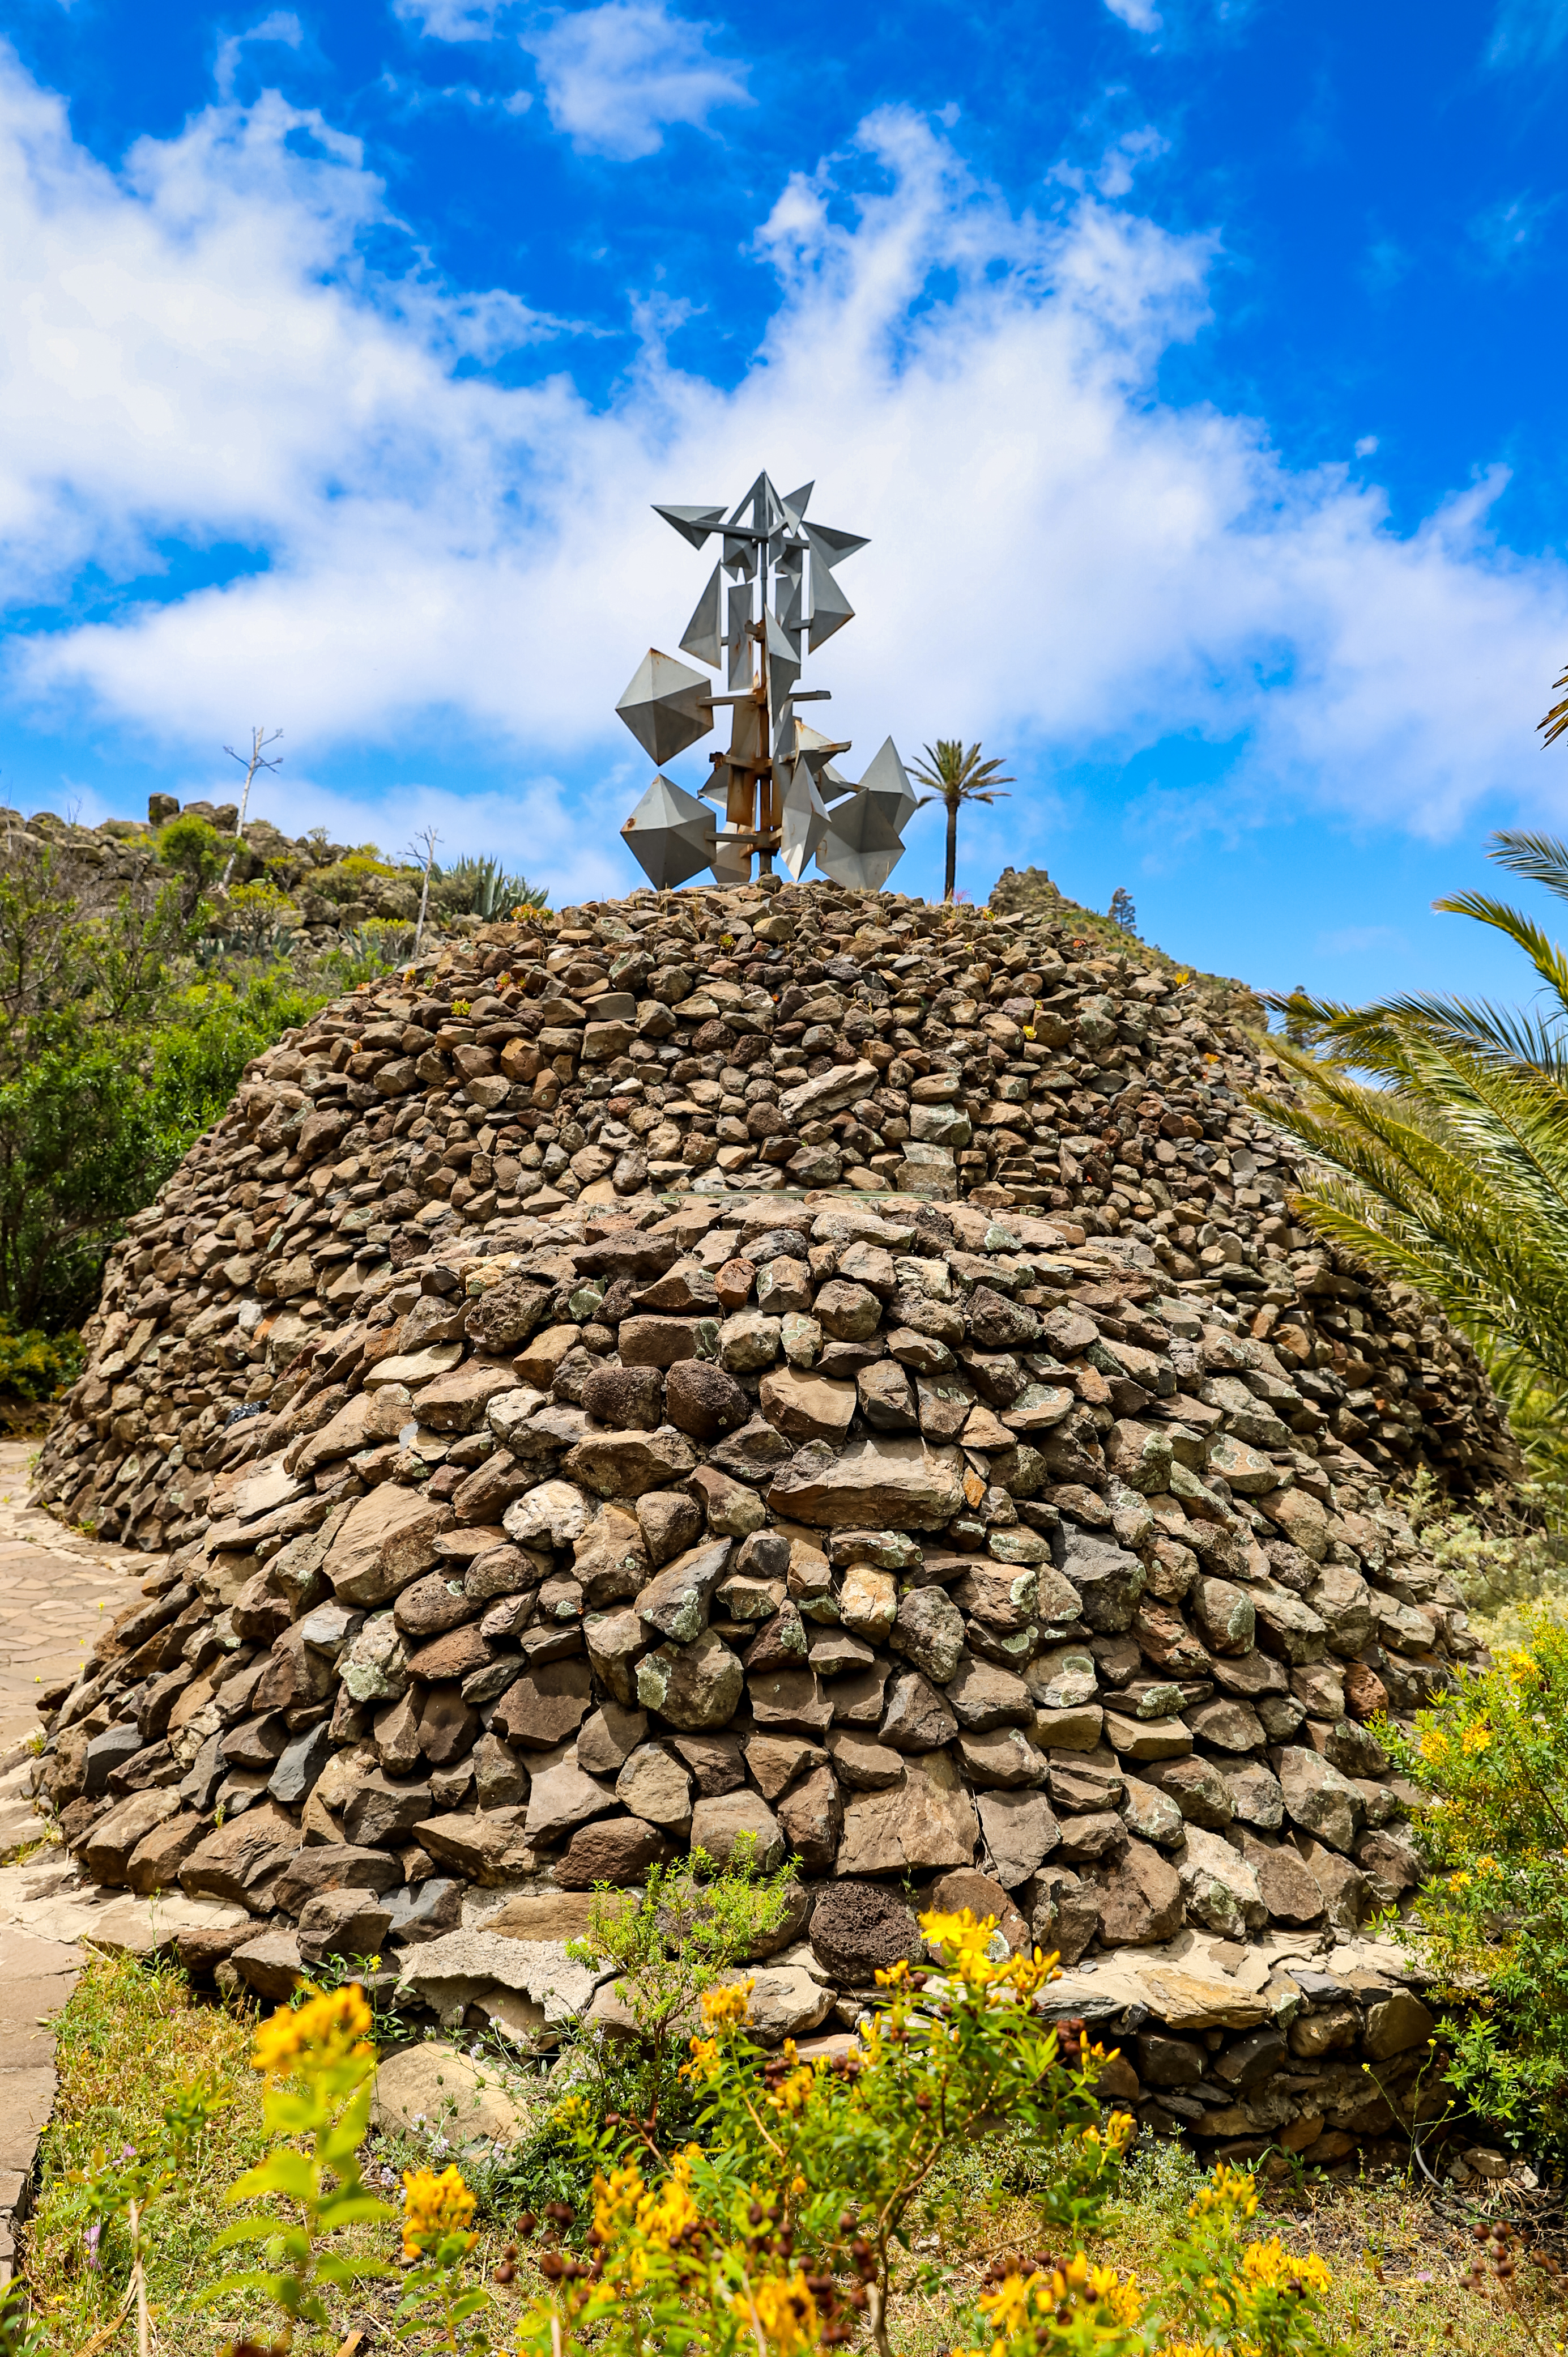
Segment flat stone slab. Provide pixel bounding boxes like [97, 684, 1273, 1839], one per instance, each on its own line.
[0, 1858, 246, 1955]
[394, 1929, 608, 2033]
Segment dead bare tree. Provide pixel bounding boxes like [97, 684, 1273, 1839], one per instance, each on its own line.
[219, 726, 283, 888]
[407, 825, 441, 955]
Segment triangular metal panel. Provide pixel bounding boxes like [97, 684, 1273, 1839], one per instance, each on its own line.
[727, 584, 753, 690]
[807, 548, 855, 652]
[855, 735, 918, 830]
[806, 520, 871, 565]
[653, 503, 727, 548]
[679, 563, 723, 670]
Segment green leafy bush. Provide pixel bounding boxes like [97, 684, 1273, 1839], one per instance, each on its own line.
[0, 1316, 82, 1401]
[1384, 1614, 1568, 2148]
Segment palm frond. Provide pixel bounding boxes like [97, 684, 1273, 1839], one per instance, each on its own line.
[1490, 829, 1568, 904]
[1539, 665, 1568, 750]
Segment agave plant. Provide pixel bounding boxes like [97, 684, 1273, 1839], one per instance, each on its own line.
[440, 854, 548, 920]
[1260, 829, 1568, 1464]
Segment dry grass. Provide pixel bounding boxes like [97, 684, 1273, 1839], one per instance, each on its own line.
[19, 1954, 1568, 2356]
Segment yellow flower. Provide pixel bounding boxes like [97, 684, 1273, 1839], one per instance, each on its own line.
[699, 1979, 754, 2031]
[683, 2035, 722, 2081]
[400, 2163, 478, 2261]
[1240, 2236, 1332, 2297]
[1449, 1870, 1472, 1890]
[1418, 1726, 1450, 1763]
[1188, 2163, 1260, 2222]
[1462, 1721, 1493, 1755]
[250, 1986, 373, 2083]
[731, 2270, 819, 2355]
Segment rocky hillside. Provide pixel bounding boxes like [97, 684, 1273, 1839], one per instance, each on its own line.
[6, 794, 525, 941]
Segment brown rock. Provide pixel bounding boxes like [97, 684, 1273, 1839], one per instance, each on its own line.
[880, 1666, 960, 1751]
[1092, 1840, 1184, 1944]
[1235, 1831, 1326, 1925]
[326, 1484, 452, 1607]
[759, 1368, 857, 1445]
[577, 1702, 650, 1776]
[691, 1790, 786, 1871]
[836, 1749, 979, 1875]
[557, 1816, 674, 1887]
[776, 1766, 842, 1874]
[564, 1426, 701, 1496]
[674, 1731, 747, 1795]
[126, 1809, 207, 1897]
[637, 1490, 703, 1564]
[664, 1360, 752, 1441]
[637, 1630, 744, 1729]
[583, 1363, 666, 1431]
[767, 1433, 966, 1531]
[493, 1658, 595, 1750]
[1344, 1660, 1389, 1721]
[84, 1788, 182, 1886]
[180, 1802, 302, 1910]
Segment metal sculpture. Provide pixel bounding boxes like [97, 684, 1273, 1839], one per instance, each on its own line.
[616, 472, 914, 890]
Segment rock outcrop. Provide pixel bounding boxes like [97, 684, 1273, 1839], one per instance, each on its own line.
[24, 873, 1510, 2172]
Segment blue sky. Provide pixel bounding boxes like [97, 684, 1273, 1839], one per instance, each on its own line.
[5, 0, 1568, 1005]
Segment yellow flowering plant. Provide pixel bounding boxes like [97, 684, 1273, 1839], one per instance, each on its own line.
[1381, 1610, 1568, 2146]
[393, 2163, 491, 2352]
[199, 1986, 396, 2343]
[522, 1910, 1345, 2357]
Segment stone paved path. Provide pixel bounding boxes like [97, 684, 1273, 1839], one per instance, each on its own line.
[0, 1440, 161, 2284]
[0, 1439, 149, 1765]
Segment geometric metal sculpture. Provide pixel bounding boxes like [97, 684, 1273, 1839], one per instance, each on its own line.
[614, 650, 717, 766]
[620, 773, 718, 890]
[616, 471, 914, 890]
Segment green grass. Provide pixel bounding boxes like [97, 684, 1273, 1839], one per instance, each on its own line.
[18, 1956, 1568, 2356]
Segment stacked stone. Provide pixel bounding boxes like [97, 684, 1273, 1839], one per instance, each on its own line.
[32, 1176, 1467, 2163]
[33, 875, 1513, 1554]
[24, 874, 1516, 2169]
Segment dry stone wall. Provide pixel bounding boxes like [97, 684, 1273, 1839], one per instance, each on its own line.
[24, 875, 1510, 2171]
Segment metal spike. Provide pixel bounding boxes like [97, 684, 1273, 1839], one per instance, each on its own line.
[727, 584, 753, 690]
[806, 520, 871, 565]
[782, 480, 814, 522]
[807, 548, 855, 652]
[679, 564, 723, 670]
[653, 503, 727, 548]
[778, 759, 830, 882]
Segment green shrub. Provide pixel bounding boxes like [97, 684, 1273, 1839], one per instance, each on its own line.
[1383, 1613, 1568, 2149]
[0, 1316, 82, 1401]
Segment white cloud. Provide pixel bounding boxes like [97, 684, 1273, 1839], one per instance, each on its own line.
[1102, 0, 1162, 32]
[1488, 0, 1568, 66]
[392, 0, 508, 38]
[1469, 189, 1560, 270]
[214, 11, 303, 101]
[521, 1, 751, 158]
[1, 47, 1567, 912]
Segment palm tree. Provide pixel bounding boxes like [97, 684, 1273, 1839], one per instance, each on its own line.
[1259, 829, 1568, 1466]
[909, 740, 1014, 904]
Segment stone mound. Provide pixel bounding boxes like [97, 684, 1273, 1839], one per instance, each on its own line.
[24, 874, 1510, 2168]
